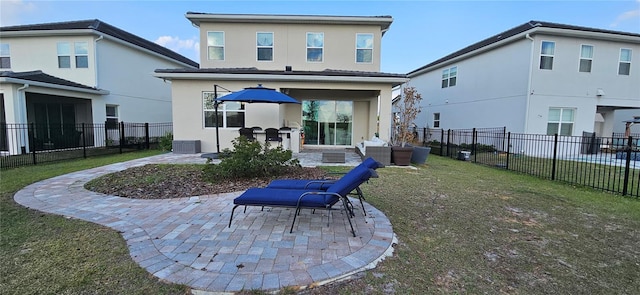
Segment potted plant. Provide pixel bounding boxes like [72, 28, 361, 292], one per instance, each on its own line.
[392, 86, 422, 166]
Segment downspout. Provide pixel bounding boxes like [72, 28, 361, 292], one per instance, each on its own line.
[17, 83, 30, 153]
[17, 83, 29, 123]
[94, 35, 104, 88]
[523, 33, 535, 134]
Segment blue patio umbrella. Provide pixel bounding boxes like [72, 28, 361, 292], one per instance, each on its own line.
[207, 84, 300, 158]
[217, 84, 301, 104]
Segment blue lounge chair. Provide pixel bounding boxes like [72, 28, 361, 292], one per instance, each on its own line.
[229, 164, 376, 237]
[265, 157, 384, 216]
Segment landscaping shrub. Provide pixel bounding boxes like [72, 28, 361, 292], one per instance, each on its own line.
[158, 131, 173, 151]
[203, 136, 300, 180]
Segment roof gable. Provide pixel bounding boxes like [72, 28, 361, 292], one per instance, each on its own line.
[0, 19, 199, 68]
[0, 70, 107, 94]
[408, 20, 640, 76]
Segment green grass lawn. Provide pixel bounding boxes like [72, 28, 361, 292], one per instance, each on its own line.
[1, 152, 639, 294]
[0, 150, 190, 295]
[342, 156, 640, 294]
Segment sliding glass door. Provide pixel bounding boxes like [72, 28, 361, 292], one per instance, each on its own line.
[302, 100, 352, 146]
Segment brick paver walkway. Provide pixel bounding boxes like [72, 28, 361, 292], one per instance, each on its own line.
[13, 152, 395, 292]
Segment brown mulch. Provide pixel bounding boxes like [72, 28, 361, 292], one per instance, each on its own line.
[84, 164, 331, 199]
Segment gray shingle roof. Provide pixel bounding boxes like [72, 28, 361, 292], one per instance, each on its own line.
[408, 20, 640, 76]
[1, 70, 103, 91]
[1, 19, 198, 68]
[155, 67, 407, 78]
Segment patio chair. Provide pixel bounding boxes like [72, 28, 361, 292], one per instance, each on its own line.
[264, 128, 283, 145]
[239, 127, 256, 141]
[265, 157, 384, 216]
[229, 164, 376, 237]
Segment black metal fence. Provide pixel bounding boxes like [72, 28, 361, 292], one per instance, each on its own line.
[418, 127, 639, 198]
[0, 122, 172, 169]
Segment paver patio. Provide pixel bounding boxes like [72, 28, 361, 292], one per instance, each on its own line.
[13, 152, 396, 292]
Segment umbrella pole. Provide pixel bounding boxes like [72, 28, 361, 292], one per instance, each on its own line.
[214, 86, 221, 158]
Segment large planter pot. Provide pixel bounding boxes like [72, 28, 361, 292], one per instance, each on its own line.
[411, 146, 431, 164]
[391, 146, 413, 166]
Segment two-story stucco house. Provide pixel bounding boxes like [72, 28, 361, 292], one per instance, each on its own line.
[154, 13, 407, 153]
[0, 19, 198, 154]
[406, 21, 639, 137]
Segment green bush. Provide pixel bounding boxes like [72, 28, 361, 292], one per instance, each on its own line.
[203, 136, 300, 180]
[158, 132, 173, 151]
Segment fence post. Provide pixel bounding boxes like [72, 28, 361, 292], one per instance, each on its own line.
[82, 123, 87, 158]
[622, 136, 633, 196]
[502, 127, 507, 152]
[472, 128, 477, 162]
[422, 128, 427, 146]
[446, 129, 451, 157]
[506, 132, 511, 170]
[104, 122, 109, 147]
[119, 121, 124, 154]
[440, 130, 444, 156]
[552, 133, 558, 181]
[29, 123, 37, 165]
[145, 123, 150, 149]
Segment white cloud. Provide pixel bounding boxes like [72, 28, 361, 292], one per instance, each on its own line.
[154, 35, 199, 61]
[0, 0, 37, 26]
[610, 6, 640, 28]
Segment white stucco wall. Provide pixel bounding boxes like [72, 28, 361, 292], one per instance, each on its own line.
[409, 39, 531, 131]
[96, 38, 189, 123]
[527, 34, 640, 135]
[1, 35, 97, 87]
[408, 32, 639, 136]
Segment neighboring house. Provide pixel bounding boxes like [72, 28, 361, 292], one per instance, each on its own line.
[154, 13, 407, 153]
[0, 19, 198, 154]
[406, 20, 639, 138]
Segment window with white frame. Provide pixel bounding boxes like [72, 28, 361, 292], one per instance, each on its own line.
[619, 48, 632, 75]
[74, 42, 88, 68]
[306, 32, 324, 62]
[356, 33, 373, 63]
[547, 108, 574, 136]
[207, 31, 225, 61]
[540, 41, 555, 70]
[579, 45, 593, 73]
[57, 42, 71, 68]
[106, 105, 119, 129]
[257, 32, 273, 61]
[441, 66, 457, 88]
[433, 113, 440, 128]
[203, 92, 245, 128]
[0, 43, 10, 69]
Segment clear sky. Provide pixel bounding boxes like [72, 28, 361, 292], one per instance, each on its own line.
[1, 0, 639, 73]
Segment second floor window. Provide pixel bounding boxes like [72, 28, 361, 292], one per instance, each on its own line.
[356, 33, 373, 63]
[441, 66, 457, 88]
[540, 41, 555, 70]
[57, 42, 71, 68]
[579, 45, 593, 73]
[75, 42, 88, 68]
[0, 43, 10, 69]
[619, 48, 632, 75]
[433, 113, 440, 128]
[306, 32, 324, 62]
[207, 32, 225, 61]
[203, 92, 245, 128]
[257, 32, 273, 61]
